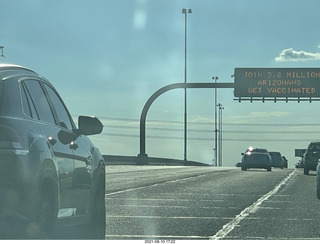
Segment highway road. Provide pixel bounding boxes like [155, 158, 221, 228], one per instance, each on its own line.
[105, 166, 320, 240]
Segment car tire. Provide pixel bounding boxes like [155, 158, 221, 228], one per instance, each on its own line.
[87, 176, 106, 239]
[267, 167, 272, 171]
[241, 166, 247, 171]
[317, 180, 320, 200]
[32, 183, 57, 239]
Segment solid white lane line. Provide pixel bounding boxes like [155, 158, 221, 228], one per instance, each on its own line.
[210, 169, 296, 240]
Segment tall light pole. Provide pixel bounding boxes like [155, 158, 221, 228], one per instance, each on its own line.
[212, 76, 218, 166]
[218, 103, 224, 166]
[182, 8, 192, 163]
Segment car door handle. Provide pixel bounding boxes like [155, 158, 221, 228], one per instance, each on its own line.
[85, 156, 93, 165]
[47, 136, 57, 146]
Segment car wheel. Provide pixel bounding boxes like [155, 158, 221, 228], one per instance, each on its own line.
[31, 185, 56, 239]
[267, 167, 272, 171]
[241, 166, 247, 171]
[317, 179, 320, 200]
[87, 177, 106, 239]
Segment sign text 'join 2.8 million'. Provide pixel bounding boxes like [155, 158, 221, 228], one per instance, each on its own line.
[234, 68, 320, 98]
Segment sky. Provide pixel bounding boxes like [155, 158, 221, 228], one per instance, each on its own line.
[2, 0, 320, 167]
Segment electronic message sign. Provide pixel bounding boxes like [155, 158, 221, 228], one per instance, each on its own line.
[234, 68, 320, 98]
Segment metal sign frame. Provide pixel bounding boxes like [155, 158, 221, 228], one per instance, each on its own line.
[234, 68, 320, 99]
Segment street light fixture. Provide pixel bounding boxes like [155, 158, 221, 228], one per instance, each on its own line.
[0, 46, 4, 57]
[182, 8, 192, 163]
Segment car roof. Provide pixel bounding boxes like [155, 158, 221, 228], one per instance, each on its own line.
[246, 152, 269, 156]
[244, 150, 269, 156]
[0, 63, 46, 82]
[246, 147, 268, 151]
[0, 63, 35, 72]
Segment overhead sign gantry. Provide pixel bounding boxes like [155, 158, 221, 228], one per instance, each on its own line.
[137, 67, 320, 164]
[234, 68, 320, 102]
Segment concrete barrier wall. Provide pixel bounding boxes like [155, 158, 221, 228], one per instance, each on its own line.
[103, 155, 209, 166]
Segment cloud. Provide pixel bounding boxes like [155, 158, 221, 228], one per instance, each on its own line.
[275, 48, 320, 62]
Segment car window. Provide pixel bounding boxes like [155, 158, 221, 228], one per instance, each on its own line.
[43, 83, 75, 131]
[254, 149, 267, 153]
[23, 79, 56, 125]
[21, 83, 39, 119]
[20, 84, 31, 117]
[310, 144, 320, 151]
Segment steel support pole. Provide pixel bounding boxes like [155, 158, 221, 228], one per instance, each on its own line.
[182, 8, 191, 162]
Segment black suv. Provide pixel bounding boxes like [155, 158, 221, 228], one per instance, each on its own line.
[0, 64, 105, 239]
[303, 141, 320, 175]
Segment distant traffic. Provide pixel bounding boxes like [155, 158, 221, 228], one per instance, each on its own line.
[236, 146, 287, 171]
[293, 141, 320, 201]
[236, 142, 320, 202]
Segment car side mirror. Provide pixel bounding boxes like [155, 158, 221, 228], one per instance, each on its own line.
[77, 116, 103, 135]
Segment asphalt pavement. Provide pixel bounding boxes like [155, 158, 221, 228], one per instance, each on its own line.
[105, 166, 320, 240]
